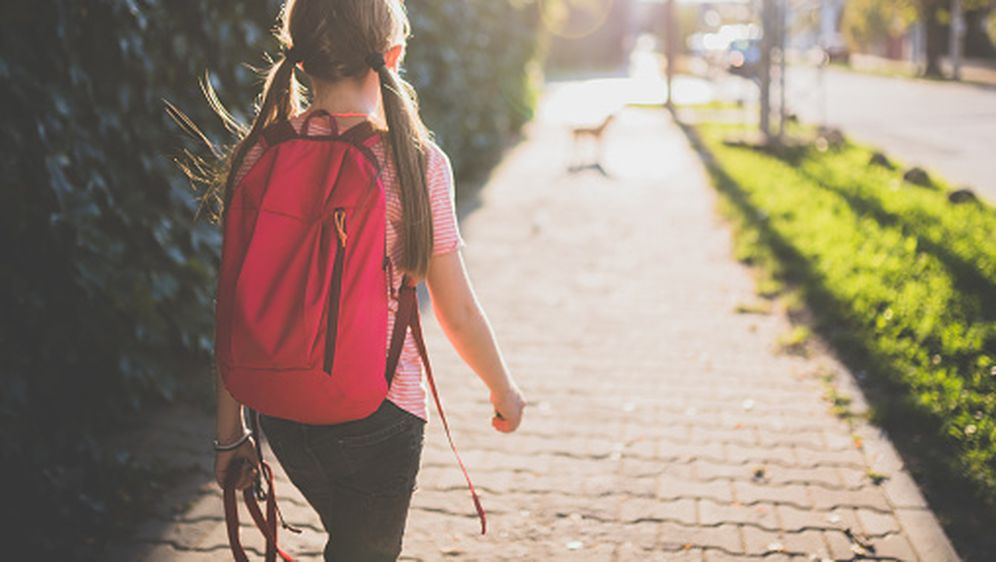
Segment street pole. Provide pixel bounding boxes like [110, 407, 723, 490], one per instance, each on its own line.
[665, 0, 675, 109]
[759, 0, 774, 142]
[777, 0, 787, 141]
[949, 0, 963, 80]
[818, 0, 828, 128]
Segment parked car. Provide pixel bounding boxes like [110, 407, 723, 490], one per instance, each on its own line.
[727, 38, 761, 78]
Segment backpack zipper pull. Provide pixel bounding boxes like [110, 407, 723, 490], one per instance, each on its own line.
[333, 208, 347, 246]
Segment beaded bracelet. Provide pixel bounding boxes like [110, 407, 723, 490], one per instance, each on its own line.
[213, 431, 251, 452]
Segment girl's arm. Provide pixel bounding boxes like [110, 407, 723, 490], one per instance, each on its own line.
[426, 250, 526, 432]
[214, 365, 257, 488]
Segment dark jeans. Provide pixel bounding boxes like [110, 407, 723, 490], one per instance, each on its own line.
[259, 400, 425, 562]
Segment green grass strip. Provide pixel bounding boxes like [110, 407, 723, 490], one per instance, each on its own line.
[690, 123, 996, 506]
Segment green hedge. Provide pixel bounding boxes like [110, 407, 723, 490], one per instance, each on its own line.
[407, 0, 542, 181]
[690, 123, 995, 548]
[1, 1, 543, 557]
[1, 3, 283, 557]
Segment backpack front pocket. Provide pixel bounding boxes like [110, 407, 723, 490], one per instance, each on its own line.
[229, 209, 318, 370]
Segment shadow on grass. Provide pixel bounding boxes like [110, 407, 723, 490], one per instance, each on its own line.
[790, 160, 996, 325]
[677, 121, 996, 562]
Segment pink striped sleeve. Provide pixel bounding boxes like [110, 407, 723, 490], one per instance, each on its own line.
[232, 142, 265, 187]
[425, 142, 465, 256]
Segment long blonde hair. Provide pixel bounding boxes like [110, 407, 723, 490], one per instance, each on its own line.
[176, 0, 434, 278]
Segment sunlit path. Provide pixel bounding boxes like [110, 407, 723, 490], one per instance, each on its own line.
[396, 92, 958, 560]
[108, 83, 957, 561]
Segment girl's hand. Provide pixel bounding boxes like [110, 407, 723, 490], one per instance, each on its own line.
[214, 438, 259, 490]
[490, 385, 526, 433]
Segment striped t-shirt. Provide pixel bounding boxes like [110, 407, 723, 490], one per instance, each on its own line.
[233, 112, 465, 421]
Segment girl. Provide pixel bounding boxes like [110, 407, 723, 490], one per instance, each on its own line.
[208, 1, 526, 560]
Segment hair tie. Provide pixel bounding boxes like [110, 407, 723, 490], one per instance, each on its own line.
[282, 45, 303, 63]
[365, 52, 386, 71]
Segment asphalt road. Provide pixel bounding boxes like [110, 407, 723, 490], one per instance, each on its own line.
[785, 67, 996, 202]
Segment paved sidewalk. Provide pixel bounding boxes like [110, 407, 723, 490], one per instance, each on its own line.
[111, 98, 960, 561]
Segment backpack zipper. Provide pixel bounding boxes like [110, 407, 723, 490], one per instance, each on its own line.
[385, 256, 397, 299]
[323, 208, 347, 374]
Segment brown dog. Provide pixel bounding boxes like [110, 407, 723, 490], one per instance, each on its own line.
[569, 112, 616, 174]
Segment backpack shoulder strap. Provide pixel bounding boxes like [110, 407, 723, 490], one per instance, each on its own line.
[339, 122, 381, 168]
[387, 275, 487, 534]
[384, 276, 415, 384]
[260, 120, 298, 148]
[261, 115, 381, 167]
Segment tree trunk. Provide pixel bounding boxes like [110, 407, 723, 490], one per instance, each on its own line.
[922, 1, 945, 77]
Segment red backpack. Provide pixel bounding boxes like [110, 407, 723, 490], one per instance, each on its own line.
[215, 112, 485, 561]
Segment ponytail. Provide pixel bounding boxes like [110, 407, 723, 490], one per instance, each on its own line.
[374, 62, 433, 279]
[220, 50, 303, 214]
[173, 0, 433, 278]
[166, 48, 302, 226]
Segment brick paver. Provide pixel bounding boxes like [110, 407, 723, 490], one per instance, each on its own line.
[110, 91, 961, 561]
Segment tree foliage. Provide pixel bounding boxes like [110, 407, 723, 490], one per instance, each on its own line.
[0, 1, 543, 557]
[987, 8, 996, 45]
[842, 0, 917, 51]
[843, 0, 994, 76]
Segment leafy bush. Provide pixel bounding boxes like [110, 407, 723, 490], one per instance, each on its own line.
[1, 2, 283, 557]
[690, 123, 995, 555]
[1, 1, 543, 557]
[407, 0, 543, 181]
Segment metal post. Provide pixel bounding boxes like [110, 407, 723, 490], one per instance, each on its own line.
[949, 0, 963, 80]
[913, 20, 926, 74]
[818, 0, 828, 128]
[777, 0, 787, 141]
[665, 0, 675, 109]
[759, 0, 774, 141]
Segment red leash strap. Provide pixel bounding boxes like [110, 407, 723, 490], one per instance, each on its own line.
[224, 459, 296, 562]
[223, 464, 250, 562]
[398, 279, 487, 535]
